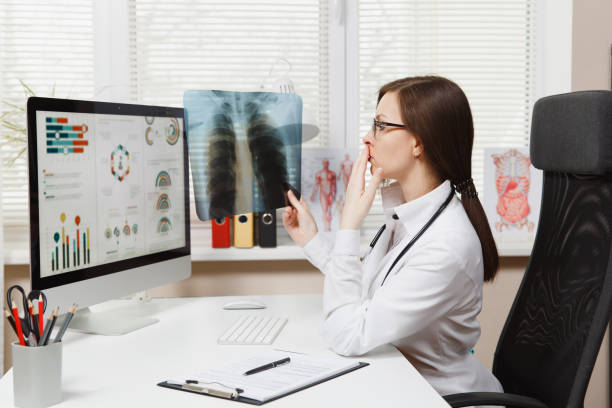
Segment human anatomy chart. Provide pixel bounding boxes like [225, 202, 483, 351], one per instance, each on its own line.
[184, 90, 302, 221]
[483, 147, 542, 246]
[302, 149, 358, 234]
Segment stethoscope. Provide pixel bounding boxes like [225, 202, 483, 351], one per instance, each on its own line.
[369, 189, 456, 286]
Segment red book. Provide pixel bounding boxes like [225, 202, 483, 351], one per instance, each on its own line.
[212, 217, 231, 248]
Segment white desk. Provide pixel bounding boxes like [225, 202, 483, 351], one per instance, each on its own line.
[0, 294, 450, 407]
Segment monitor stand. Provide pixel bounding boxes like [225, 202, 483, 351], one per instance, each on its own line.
[66, 307, 159, 336]
[60, 293, 159, 336]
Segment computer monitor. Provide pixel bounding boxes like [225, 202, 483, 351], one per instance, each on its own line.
[27, 97, 191, 334]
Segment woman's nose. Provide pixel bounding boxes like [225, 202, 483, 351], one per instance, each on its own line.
[363, 128, 374, 145]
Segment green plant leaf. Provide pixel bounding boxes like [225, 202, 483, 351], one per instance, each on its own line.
[1, 100, 25, 111]
[19, 79, 36, 97]
[1, 120, 26, 133]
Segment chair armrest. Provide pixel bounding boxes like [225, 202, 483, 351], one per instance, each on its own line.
[443, 392, 548, 408]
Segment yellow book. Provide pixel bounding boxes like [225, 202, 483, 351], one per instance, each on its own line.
[233, 213, 254, 248]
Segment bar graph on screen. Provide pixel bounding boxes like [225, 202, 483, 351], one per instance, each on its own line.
[45, 116, 89, 154]
[49, 212, 91, 273]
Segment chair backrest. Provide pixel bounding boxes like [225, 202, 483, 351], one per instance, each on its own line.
[492, 91, 612, 408]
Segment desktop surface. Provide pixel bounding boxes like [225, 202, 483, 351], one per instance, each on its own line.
[0, 294, 450, 407]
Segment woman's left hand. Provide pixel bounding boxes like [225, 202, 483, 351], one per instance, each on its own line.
[340, 146, 384, 230]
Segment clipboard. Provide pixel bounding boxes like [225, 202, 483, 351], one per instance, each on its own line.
[157, 361, 369, 405]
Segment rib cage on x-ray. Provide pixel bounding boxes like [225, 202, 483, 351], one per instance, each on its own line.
[185, 90, 302, 222]
[206, 99, 289, 219]
[245, 101, 288, 210]
[206, 102, 237, 218]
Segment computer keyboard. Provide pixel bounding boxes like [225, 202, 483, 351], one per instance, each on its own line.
[218, 315, 288, 345]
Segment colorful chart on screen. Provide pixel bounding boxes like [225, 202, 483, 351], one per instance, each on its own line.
[36, 110, 186, 278]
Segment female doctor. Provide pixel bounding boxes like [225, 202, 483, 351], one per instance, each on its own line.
[283, 76, 504, 398]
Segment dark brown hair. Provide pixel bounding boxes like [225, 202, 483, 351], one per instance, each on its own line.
[378, 76, 499, 281]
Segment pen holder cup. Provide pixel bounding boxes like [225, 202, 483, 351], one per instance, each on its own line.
[11, 341, 62, 408]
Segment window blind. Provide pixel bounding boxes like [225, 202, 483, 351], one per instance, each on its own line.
[128, 0, 328, 146]
[0, 0, 95, 226]
[358, 0, 535, 219]
[128, 0, 330, 228]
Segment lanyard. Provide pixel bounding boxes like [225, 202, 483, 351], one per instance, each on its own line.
[370, 189, 455, 286]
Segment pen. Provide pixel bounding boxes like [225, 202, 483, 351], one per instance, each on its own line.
[11, 301, 26, 346]
[243, 357, 291, 376]
[54, 303, 77, 343]
[38, 294, 44, 337]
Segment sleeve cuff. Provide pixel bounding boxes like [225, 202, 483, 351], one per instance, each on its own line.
[302, 232, 333, 271]
[333, 229, 361, 256]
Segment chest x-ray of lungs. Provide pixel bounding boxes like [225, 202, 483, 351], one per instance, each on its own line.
[184, 90, 302, 221]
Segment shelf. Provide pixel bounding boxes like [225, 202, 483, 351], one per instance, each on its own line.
[2, 225, 533, 265]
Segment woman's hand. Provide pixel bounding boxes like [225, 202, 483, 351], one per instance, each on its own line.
[340, 147, 384, 230]
[282, 189, 318, 247]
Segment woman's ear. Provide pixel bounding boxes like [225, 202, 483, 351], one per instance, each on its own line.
[412, 137, 423, 158]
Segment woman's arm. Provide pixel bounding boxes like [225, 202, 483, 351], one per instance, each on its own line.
[321, 237, 473, 356]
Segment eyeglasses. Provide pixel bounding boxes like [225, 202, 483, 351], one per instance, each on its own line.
[372, 119, 408, 138]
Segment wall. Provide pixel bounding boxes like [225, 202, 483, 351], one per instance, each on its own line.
[571, 1, 612, 407]
[572, 0, 612, 91]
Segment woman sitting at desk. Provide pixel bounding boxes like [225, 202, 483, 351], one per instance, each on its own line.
[283, 76, 504, 398]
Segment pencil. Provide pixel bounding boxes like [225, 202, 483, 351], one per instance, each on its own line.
[43, 307, 60, 346]
[38, 294, 44, 337]
[11, 301, 26, 346]
[32, 307, 40, 342]
[54, 303, 77, 343]
[4, 309, 18, 338]
[39, 307, 58, 346]
[27, 299, 34, 334]
[43, 313, 57, 345]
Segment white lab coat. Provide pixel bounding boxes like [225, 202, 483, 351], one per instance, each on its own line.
[303, 180, 504, 400]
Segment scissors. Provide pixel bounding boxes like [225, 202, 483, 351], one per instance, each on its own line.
[6, 285, 48, 337]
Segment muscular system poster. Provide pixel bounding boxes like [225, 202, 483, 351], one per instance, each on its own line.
[301, 149, 358, 236]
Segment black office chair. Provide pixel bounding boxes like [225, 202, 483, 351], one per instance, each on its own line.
[444, 91, 612, 408]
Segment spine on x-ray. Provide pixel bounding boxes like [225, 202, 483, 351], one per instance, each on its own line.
[245, 101, 288, 210]
[206, 102, 237, 219]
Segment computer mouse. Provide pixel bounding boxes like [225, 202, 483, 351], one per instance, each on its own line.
[222, 299, 267, 310]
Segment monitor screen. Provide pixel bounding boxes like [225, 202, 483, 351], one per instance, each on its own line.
[28, 98, 190, 291]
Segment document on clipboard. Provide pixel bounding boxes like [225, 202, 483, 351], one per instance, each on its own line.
[158, 350, 369, 405]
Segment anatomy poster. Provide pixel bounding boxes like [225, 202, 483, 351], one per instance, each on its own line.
[302, 148, 358, 236]
[483, 147, 542, 246]
[184, 90, 302, 221]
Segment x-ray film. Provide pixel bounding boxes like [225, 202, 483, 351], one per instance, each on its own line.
[184, 90, 302, 221]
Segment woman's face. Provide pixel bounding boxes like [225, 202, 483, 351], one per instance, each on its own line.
[363, 91, 419, 180]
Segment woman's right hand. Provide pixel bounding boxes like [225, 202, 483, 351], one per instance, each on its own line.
[282, 189, 318, 247]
